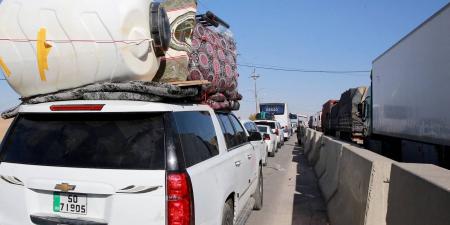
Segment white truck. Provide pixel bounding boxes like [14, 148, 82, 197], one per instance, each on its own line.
[360, 3, 450, 168]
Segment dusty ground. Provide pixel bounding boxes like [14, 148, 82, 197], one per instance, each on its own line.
[0, 119, 12, 141]
[246, 138, 329, 225]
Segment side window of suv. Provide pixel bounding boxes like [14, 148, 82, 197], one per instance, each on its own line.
[228, 115, 248, 146]
[173, 111, 219, 167]
[217, 113, 237, 149]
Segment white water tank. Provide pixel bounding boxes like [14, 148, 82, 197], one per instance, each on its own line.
[0, 0, 171, 97]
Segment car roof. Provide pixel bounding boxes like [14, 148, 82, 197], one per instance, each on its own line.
[17, 100, 213, 113]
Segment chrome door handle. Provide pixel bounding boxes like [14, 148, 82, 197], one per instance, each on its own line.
[235, 161, 241, 167]
[247, 154, 252, 159]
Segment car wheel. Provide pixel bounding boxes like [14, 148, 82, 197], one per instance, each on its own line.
[222, 199, 234, 225]
[269, 151, 275, 157]
[253, 167, 263, 210]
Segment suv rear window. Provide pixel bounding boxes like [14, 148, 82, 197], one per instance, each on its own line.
[255, 121, 275, 129]
[0, 113, 165, 170]
[257, 126, 268, 133]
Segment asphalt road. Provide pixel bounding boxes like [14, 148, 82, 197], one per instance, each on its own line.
[246, 138, 329, 225]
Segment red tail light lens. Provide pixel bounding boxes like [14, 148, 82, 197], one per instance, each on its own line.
[50, 104, 104, 111]
[263, 134, 270, 140]
[275, 129, 279, 135]
[167, 172, 193, 225]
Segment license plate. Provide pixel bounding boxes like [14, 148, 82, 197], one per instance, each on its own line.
[53, 192, 87, 215]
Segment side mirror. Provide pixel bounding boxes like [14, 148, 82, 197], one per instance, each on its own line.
[248, 132, 262, 141]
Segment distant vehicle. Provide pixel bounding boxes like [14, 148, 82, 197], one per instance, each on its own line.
[314, 111, 322, 131]
[276, 121, 285, 146]
[254, 120, 284, 148]
[297, 114, 308, 127]
[308, 116, 314, 129]
[243, 120, 268, 166]
[307, 113, 321, 131]
[259, 103, 291, 141]
[257, 125, 278, 157]
[289, 113, 298, 133]
[0, 101, 264, 225]
[322, 100, 339, 135]
[360, 3, 450, 168]
[327, 87, 367, 143]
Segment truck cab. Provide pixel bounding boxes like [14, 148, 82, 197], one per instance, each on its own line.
[359, 86, 372, 138]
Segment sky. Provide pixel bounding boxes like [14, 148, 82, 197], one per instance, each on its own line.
[1, 0, 449, 118]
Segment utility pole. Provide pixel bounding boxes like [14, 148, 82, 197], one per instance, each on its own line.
[250, 68, 260, 113]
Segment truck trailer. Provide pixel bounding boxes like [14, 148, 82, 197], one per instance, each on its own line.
[321, 100, 338, 135]
[360, 3, 450, 168]
[330, 87, 367, 143]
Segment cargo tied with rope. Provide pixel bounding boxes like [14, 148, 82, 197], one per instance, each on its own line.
[0, 0, 242, 115]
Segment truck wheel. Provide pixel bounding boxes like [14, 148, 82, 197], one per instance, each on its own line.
[253, 167, 263, 210]
[222, 199, 234, 225]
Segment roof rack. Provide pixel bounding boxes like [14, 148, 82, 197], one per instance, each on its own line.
[195, 11, 230, 29]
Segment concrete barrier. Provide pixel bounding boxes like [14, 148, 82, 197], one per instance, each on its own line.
[300, 127, 307, 146]
[303, 129, 313, 153]
[314, 136, 333, 178]
[306, 131, 323, 165]
[301, 130, 450, 225]
[317, 138, 350, 201]
[386, 163, 450, 225]
[327, 145, 393, 225]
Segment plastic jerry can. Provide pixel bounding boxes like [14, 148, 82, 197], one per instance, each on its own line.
[0, 0, 170, 97]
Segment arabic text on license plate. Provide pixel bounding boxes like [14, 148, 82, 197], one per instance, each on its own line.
[53, 192, 87, 215]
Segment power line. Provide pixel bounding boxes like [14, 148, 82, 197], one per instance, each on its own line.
[237, 63, 370, 75]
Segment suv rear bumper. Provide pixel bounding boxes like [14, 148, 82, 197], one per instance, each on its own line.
[30, 214, 107, 225]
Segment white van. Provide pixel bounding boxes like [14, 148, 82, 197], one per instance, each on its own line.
[259, 103, 291, 140]
[0, 101, 263, 225]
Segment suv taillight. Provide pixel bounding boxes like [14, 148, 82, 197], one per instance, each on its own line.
[275, 129, 279, 135]
[263, 134, 270, 140]
[167, 172, 194, 225]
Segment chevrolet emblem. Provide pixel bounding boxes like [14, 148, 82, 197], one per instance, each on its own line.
[54, 183, 76, 192]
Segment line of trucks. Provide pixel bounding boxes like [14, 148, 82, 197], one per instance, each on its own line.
[316, 3, 450, 169]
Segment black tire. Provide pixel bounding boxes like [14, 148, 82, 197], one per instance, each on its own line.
[253, 167, 263, 210]
[222, 199, 234, 225]
[269, 151, 275, 157]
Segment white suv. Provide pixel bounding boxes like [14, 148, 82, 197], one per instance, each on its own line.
[0, 101, 263, 225]
[254, 120, 284, 148]
[241, 120, 267, 166]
